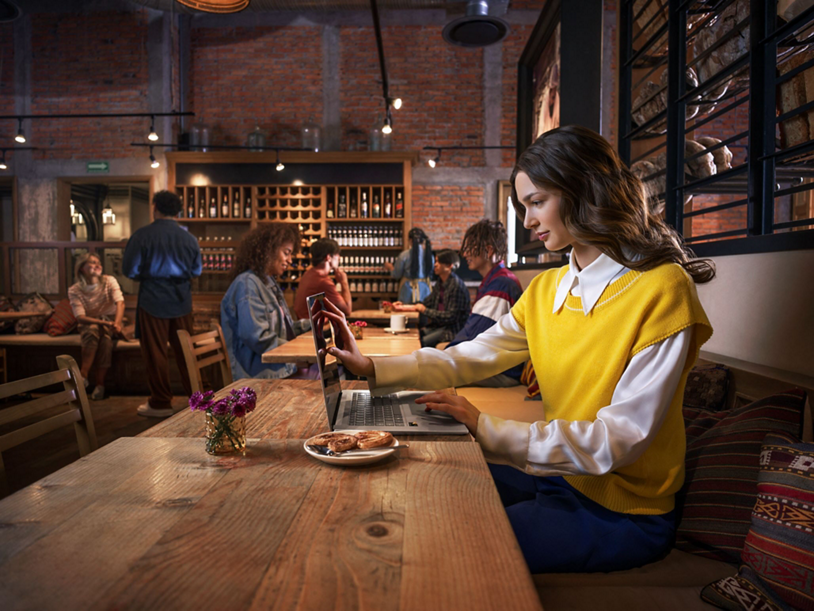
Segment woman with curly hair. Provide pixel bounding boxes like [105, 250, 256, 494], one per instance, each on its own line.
[220, 223, 310, 380]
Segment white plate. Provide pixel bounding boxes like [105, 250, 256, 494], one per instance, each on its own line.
[384, 327, 409, 334]
[303, 432, 399, 466]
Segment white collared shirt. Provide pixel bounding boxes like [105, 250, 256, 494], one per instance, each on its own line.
[372, 253, 693, 477]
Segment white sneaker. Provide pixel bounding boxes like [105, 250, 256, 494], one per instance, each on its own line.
[90, 386, 105, 401]
[136, 402, 175, 418]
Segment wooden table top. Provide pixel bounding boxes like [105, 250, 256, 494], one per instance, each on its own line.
[262, 326, 419, 364]
[0, 436, 541, 610]
[349, 309, 420, 323]
[141, 378, 469, 443]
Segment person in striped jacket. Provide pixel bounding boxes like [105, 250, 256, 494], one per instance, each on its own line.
[446, 219, 523, 387]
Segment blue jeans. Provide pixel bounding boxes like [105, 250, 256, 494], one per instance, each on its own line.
[489, 464, 676, 573]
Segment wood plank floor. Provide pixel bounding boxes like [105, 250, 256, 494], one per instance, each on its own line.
[0, 394, 190, 499]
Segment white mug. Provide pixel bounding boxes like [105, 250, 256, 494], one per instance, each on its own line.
[390, 313, 407, 331]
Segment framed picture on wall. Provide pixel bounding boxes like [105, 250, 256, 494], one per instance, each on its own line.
[515, 0, 603, 257]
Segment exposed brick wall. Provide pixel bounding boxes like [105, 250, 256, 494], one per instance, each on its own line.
[189, 25, 323, 148]
[0, 23, 13, 117]
[412, 184, 485, 249]
[501, 24, 533, 166]
[510, 0, 546, 11]
[340, 26, 485, 166]
[30, 11, 151, 160]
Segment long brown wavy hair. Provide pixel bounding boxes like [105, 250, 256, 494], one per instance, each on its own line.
[510, 125, 715, 283]
[230, 223, 300, 280]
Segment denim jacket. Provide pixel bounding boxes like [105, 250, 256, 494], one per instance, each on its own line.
[220, 271, 310, 380]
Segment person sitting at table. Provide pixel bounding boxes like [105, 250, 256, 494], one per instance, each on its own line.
[294, 238, 352, 320]
[68, 252, 126, 401]
[394, 249, 471, 348]
[384, 227, 434, 304]
[447, 219, 523, 387]
[319, 125, 715, 574]
[221, 223, 311, 380]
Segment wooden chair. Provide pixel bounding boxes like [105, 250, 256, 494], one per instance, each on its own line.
[0, 355, 98, 489]
[177, 325, 233, 394]
[0, 347, 6, 384]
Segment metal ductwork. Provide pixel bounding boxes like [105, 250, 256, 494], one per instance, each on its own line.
[442, 0, 508, 48]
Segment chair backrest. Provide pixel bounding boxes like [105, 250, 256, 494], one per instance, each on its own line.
[177, 324, 233, 394]
[0, 355, 98, 487]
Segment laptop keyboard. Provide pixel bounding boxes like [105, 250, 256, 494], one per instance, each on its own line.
[348, 394, 405, 427]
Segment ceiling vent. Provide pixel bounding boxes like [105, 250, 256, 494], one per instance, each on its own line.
[442, 0, 508, 48]
[0, 0, 20, 22]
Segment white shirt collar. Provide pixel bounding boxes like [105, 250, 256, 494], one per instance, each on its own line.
[552, 253, 630, 316]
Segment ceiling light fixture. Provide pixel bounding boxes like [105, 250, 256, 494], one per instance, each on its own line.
[428, 149, 441, 168]
[148, 115, 159, 142]
[276, 150, 285, 172]
[0, 146, 36, 170]
[382, 111, 393, 135]
[388, 97, 403, 110]
[423, 144, 515, 169]
[150, 146, 160, 168]
[371, 0, 400, 136]
[0, 153, 6, 171]
[14, 118, 25, 143]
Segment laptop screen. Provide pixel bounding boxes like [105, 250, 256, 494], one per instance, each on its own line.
[306, 293, 343, 426]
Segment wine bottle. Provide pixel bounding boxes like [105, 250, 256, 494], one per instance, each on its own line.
[360, 191, 369, 219]
[338, 194, 347, 218]
[327, 196, 335, 219]
[232, 191, 240, 218]
[384, 192, 392, 218]
[209, 196, 217, 218]
[350, 194, 358, 218]
[187, 193, 195, 218]
[221, 194, 229, 218]
[372, 194, 381, 218]
[198, 194, 206, 218]
[395, 191, 404, 218]
[244, 196, 252, 219]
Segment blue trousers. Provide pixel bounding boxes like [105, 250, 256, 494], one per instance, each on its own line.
[489, 464, 675, 573]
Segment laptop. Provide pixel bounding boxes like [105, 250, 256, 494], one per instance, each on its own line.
[307, 292, 469, 435]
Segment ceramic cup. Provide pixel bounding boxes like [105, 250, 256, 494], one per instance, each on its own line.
[390, 313, 407, 331]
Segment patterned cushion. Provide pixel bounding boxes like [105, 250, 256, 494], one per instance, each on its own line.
[42, 298, 77, 336]
[0, 295, 15, 333]
[701, 432, 814, 610]
[520, 360, 540, 398]
[676, 389, 808, 563]
[683, 364, 729, 411]
[14, 292, 53, 334]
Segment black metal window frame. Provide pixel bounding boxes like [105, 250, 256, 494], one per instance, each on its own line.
[619, 0, 814, 257]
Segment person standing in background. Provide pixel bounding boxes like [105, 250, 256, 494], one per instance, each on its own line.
[294, 238, 352, 319]
[68, 252, 126, 401]
[447, 219, 523, 387]
[384, 227, 434, 304]
[123, 190, 202, 418]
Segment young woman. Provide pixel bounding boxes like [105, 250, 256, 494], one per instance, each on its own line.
[320, 126, 715, 574]
[220, 223, 311, 380]
[67, 253, 125, 400]
[384, 227, 434, 304]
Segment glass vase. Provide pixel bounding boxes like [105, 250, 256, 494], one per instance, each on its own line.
[205, 413, 246, 455]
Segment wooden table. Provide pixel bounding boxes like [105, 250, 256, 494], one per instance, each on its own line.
[349, 309, 420, 326]
[0, 436, 542, 610]
[141, 379, 466, 442]
[262, 327, 420, 364]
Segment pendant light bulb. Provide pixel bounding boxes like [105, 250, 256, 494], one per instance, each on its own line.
[148, 116, 159, 142]
[0, 156, 7, 171]
[276, 151, 284, 171]
[15, 119, 25, 144]
[428, 149, 441, 168]
[382, 114, 393, 135]
[149, 147, 160, 168]
[390, 97, 403, 110]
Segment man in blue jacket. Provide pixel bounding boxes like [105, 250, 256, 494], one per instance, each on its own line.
[446, 219, 523, 387]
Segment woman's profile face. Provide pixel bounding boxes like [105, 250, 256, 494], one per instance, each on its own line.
[514, 171, 573, 252]
[267, 242, 294, 278]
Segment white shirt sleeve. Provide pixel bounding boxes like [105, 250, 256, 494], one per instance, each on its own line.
[476, 327, 692, 476]
[370, 311, 530, 395]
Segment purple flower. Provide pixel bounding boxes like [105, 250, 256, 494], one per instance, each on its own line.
[189, 390, 215, 412]
[189, 386, 256, 418]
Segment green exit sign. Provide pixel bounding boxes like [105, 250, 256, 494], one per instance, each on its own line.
[87, 161, 109, 173]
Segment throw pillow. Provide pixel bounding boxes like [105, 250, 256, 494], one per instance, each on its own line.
[0, 295, 15, 333]
[701, 432, 814, 610]
[520, 360, 540, 399]
[683, 364, 730, 411]
[42, 298, 77, 337]
[14, 292, 53, 334]
[676, 389, 808, 564]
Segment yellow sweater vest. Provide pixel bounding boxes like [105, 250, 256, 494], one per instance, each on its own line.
[511, 263, 713, 514]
